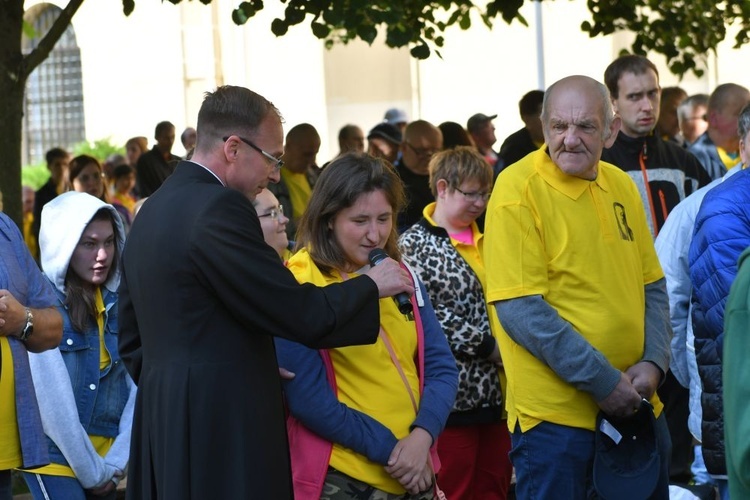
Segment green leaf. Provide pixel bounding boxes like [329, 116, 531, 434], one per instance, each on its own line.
[357, 24, 378, 44]
[410, 43, 430, 59]
[458, 13, 472, 30]
[122, 0, 135, 16]
[311, 22, 331, 38]
[271, 18, 289, 36]
[232, 8, 249, 25]
[22, 20, 37, 39]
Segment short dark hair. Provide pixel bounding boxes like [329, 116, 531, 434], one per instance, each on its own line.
[604, 55, 659, 99]
[438, 122, 473, 150]
[519, 90, 545, 117]
[295, 153, 405, 275]
[154, 121, 175, 138]
[112, 163, 135, 181]
[45, 147, 68, 166]
[338, 124, 361, 142]
[196, 86, 281, 153]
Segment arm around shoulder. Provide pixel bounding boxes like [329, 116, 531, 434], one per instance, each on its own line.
[275, 337, 399, 465]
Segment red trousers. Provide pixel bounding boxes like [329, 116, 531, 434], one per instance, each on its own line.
[436, 420, 513, 500]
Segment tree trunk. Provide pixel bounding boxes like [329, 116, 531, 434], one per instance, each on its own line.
[0, 1, 27, 228]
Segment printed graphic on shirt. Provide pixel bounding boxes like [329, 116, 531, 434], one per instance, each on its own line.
[614, 202, 634, 241]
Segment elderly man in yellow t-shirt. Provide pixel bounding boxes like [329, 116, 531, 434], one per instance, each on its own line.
[484, 75, 673, 500]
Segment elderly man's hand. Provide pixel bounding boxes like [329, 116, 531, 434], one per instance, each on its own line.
[625, 361, 661, 400]
[0, 290, 26, 337]
[597, 371, 643, 418]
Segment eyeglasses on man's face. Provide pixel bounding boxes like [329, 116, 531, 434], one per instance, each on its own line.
[223, 135, 284, 172]
[455, 187, 491, 202]
[405, 141, 439, 158]
[258, 205, 284, 221]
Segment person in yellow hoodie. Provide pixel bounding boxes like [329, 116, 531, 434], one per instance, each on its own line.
[275, 153, 458, 500]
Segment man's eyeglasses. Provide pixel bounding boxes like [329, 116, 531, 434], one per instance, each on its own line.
[405, 142, 439, 158]
[258, 205, 284, 221]
[455, 187, 491, 202]
[223, 135, 284, 172]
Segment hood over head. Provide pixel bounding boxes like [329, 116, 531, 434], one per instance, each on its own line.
[39, 191, 126, 294]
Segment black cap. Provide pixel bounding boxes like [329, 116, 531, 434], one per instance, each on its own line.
[593, 399, 660, 500]
[367, 123, 403, 145]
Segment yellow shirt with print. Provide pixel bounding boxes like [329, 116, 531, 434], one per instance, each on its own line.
[287, 249, 420, 494]
[31, 289, 114, 477]
[484, 150, 664, 433]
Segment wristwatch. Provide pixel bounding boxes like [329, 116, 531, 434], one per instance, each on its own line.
[19, 307, 34, 341]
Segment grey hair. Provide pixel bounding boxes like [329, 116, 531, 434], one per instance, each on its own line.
[677, 94, 709, 122]
[541, 76, 615, 140]
[738, 103, 750, 141]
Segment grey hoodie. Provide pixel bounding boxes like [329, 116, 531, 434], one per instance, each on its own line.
[27, 191, 136, 489]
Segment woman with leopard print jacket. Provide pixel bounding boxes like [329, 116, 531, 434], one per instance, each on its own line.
[399, 147, 512, 500]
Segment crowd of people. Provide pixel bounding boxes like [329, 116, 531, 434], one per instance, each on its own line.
[2, 52, 750, 500]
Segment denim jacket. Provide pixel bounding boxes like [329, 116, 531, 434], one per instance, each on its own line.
[47, 285, 131, 466]
[0, 212, 56, 469]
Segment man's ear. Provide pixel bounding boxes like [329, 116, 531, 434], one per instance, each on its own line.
[604, 116, 621, 149]
[223, 137, 239, 163]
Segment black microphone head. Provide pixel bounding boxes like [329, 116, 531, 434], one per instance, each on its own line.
[368, 248, 388, 266]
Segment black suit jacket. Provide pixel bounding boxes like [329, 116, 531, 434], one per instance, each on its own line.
[119, 161, 379, 499]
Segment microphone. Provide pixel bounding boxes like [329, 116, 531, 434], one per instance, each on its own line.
[368, 248, 413, 315]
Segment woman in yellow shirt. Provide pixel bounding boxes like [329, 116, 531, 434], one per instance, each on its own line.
[275, 154, 458, 499]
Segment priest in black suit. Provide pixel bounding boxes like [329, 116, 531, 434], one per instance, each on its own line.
[118, 85, 414, 499]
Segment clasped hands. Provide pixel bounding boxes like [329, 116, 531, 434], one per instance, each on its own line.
[385, 427, 433, 495]
[597, 361, 661, 418]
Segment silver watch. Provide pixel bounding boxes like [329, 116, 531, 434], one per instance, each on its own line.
[19, 307, 34, 341]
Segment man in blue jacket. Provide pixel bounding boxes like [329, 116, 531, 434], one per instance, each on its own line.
[689, 102, 750, 500]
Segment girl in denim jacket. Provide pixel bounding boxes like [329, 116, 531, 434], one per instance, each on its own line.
[21, 191, 135, 499]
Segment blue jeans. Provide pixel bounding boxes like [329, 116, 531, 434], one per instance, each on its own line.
[510, 415, 671, 500]
[22, 473, 116, 500]
[691, 445, 715, 485]
[0, 470, 11, 500]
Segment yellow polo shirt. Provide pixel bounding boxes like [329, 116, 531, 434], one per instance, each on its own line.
[484, 150, 664, 432]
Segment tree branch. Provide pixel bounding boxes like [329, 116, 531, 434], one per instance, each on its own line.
[22, 0, 86, 79]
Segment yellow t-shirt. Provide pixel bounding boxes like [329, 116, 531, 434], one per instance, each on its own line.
[287, 249, 419, 494]
[717, 146, 741, 172]
[0, 338, 22, 469]
[281, 169, 312, 221]
[32, 289, 113, 477]
[112, 192, 136, 216]
[484, 150, 664, 433]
